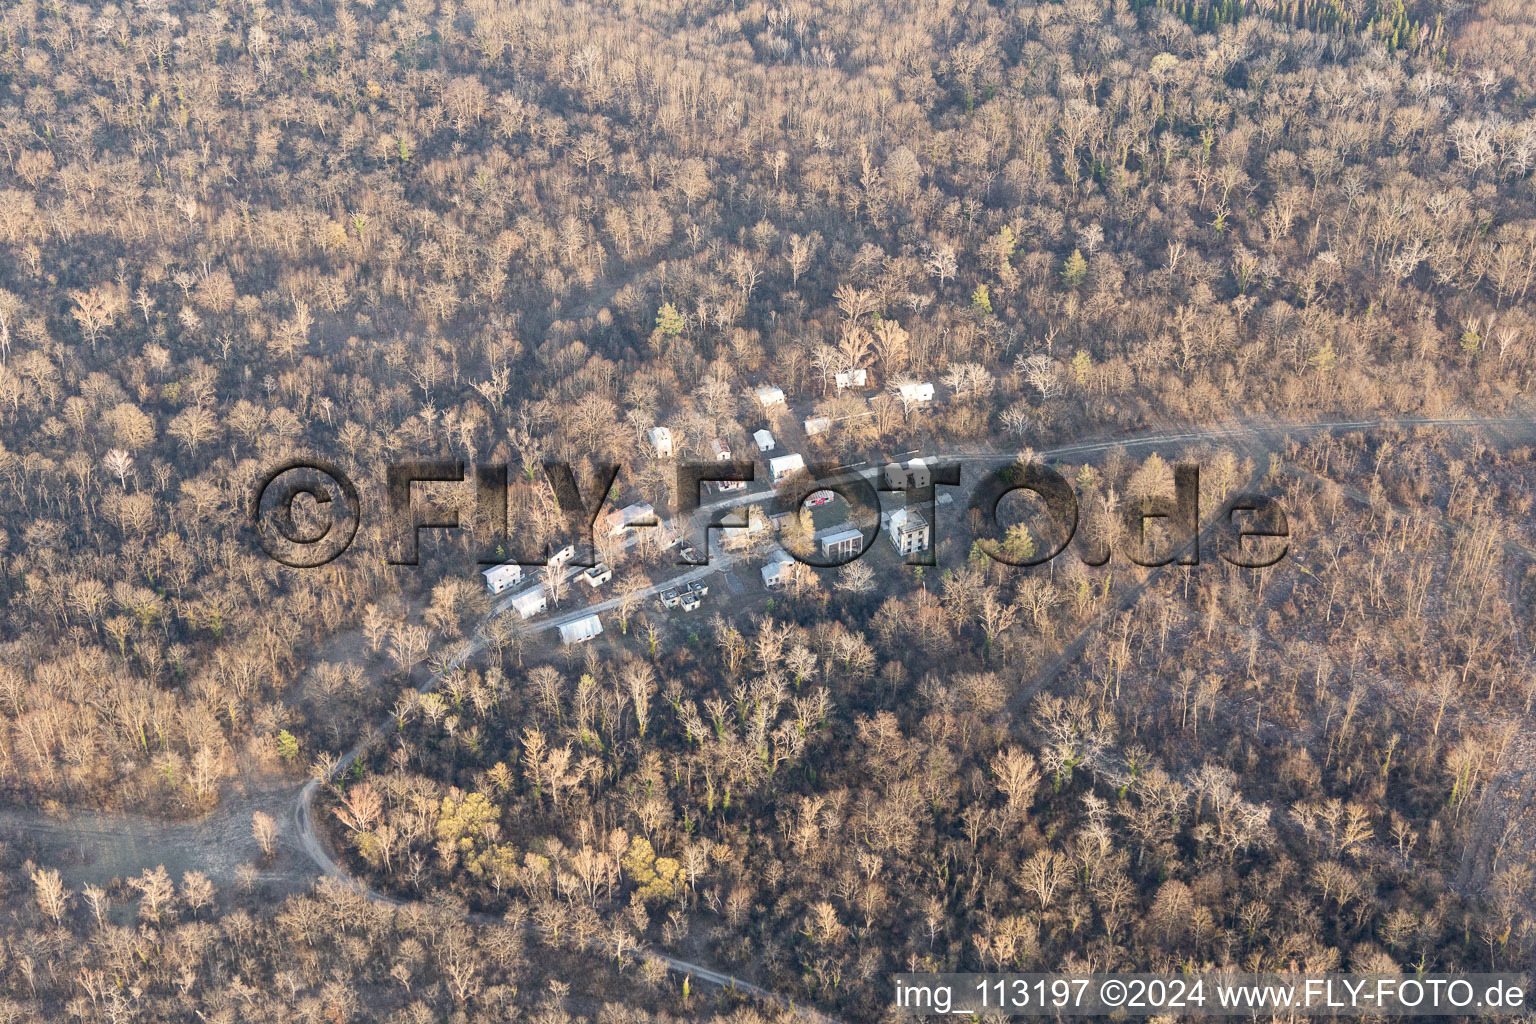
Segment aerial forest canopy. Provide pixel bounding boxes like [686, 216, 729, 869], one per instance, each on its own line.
[0, 0, 1534, 1020]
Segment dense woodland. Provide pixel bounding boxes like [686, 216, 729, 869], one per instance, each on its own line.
[0, 0, 1535, 1018]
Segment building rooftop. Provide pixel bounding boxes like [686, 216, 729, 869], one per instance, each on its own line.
[890, 506, 928, 533]
[768, 453, 805, 478]
[510, 587, 546, 612]
[558, 614, 603, 644]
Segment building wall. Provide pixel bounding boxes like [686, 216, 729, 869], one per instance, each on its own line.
[822, 535, 863, 560]
[891, 524, 930, 554]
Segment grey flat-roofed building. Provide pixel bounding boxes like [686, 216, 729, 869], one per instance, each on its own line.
[559, 614, 603, 644]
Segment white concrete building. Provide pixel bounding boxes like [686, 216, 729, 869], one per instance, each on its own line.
[768, 453, 806, 483]
[887, 506, 931, 556]
[755, 385, 786, 410]
[834, 368, 868, 390]
[754, 429, 776, 452]
[897, 381, 935, 407]
[481, 562, 523, 595]
[649, 426, 673, 458]
[804, 416, 831, 436]
[761, 551, 795, 589]
[548, 543, 576, 567]
[509, 587, 548, 619]
[884, 457, 931, 490]
[819, 526, 864, 561]
[582, 563, 613, 587]
[559, 614, 603, 644]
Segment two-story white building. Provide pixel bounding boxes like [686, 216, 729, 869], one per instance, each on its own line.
[884, 457, 931, 490]
[481, 562, 523, 595]
[887, 506, 931, 556]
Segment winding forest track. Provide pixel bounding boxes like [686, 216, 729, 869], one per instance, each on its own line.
[6, 414, 1529, 1023]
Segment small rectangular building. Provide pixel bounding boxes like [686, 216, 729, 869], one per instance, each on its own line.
[509, 587, 548, 619]
[603, 502, 656, 536]
[887, 506, 931, 556]
[761, 552, 795, 589]
[804, 416, 831, 436]
[548, 543, 576, 567]
[884, 457, 930, 490]
[481, 562, 523, 595]
[819, 526, 864, 561]
[754, 428, 776, 452]
[582, 563, 613, 587]
[834, 368, 868, 390]
[711, 439, 746, 490]
[755, 385, 786, 410]
[898, 381, 935, 407]
[559, 614, 603, 645]
[768, 453, 806, 483]
[649, 426, 673, 458]
[722, 509, 768, 538]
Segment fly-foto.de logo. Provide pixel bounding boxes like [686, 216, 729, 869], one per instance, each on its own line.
[250, 457, 1289, 571]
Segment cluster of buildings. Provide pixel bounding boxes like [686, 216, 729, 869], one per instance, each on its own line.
[479, 541, 611, 646]
[759, 460, 934, 588]
[660, 578, 711, 612]
[477, 381, 947, 644]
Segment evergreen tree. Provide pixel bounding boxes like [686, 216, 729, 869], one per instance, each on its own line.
[655, 302, 686, 336]
[1061, 249, 1089, 289]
